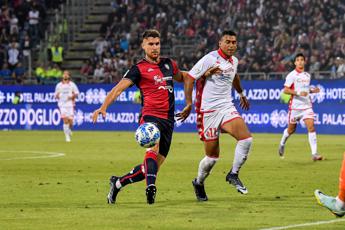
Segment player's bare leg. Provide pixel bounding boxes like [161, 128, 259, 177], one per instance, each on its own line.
[68, 119, 73, 136]
[304, 118, 323, 161]
[279, 123, 296, 158]
[192, 140, 219, 201]
[222, 118, 252, 194]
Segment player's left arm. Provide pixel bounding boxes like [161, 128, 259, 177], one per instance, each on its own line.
[174, 70, 193, 121]
[233, 74, 250, 110]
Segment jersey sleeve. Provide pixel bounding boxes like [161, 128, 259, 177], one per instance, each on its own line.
[171, 59, 179, 75]
[284, 73, 294, 88]
[54, 83, 60, 96]
[123, 65, 140, 86]
[188, 54, 215, 80]
[72, 82, 79, 95]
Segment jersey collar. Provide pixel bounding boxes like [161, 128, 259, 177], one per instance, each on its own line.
[217, 49, 233, 64]
[295, 68, 304, 73]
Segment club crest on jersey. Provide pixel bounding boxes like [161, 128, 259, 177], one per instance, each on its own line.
[164, 64, 170, 70]
[147, 68, 154, 72]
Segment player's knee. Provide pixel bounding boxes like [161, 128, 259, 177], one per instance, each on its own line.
[288, 128, 295, 135]
[307, 126, 315, 132]
[206, 152, 219, 158]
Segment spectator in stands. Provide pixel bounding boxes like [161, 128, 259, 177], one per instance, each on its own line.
[9, 12, 19, 36]
[35, 63, 46, 84]
[49, 41, 64, 68]
[45, 63, 62, 84]
[7, 41, 20, 70]
[92, 63, 104, 83]
[12, 62, 26, 84]
[336, 57, 345, 78]
[21, 34, 32, 69]
[28, 5, 40, 47]
[92, 36, 108, 58]
[80, 60, 93, 78]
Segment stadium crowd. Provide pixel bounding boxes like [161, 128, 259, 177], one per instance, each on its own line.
[1, 0, 344, 84]
[0, 0, 65, 84]
[85, 0, 345, 83]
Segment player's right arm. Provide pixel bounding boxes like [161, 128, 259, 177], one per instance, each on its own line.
[92, 79, 132, 122]
[54, 83, 60, 100]
[93, 65, 140, 123]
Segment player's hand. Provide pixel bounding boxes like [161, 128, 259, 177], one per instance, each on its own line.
[299, 91, 308, 96]
[204, 66, 222, 78]
[176, 104, 192, 122]
[92, 108, 106, 123]
[310, 87, 320, 94]
[240, 96, 250, 110]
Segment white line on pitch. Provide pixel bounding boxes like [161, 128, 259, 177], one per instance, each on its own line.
[0, 150, 65, 160]
[259, 218, 345, 230]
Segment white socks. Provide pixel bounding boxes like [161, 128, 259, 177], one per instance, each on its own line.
[308, 132, 318, 155]
[336, 197, 345, 210]
[231, 137, 253, 174]
[196, 156, 218, 184]
[63, 124, 71, 142]
[280, 128, 290, 146]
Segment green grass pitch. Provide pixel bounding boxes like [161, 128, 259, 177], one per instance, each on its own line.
[0, 131, 344, 230]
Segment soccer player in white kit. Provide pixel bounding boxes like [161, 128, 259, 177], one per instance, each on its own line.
[278, 53, 323, 161]
[183, 30, 253, 201]
[55, 71, 79, 142]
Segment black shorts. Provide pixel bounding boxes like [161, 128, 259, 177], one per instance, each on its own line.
[141, 115, 174, 157]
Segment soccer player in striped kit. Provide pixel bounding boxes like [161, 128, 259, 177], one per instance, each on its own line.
[278, 53, 323, 161]
[92, 29, 191, 204]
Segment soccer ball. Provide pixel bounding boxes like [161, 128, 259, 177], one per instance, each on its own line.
[135, 122, 160, 148]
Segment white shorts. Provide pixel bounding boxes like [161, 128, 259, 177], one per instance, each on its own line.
[59, 106, 74, 119]
[197, 106, 241, 141]
[288, 108, 315, 124]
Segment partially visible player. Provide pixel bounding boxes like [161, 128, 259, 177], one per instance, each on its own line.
[183, 30, 253, 201]
[92, 29, 191, 205]
[54, 70, 79, 142]
[278, 53, 323, 161]
[315, 152, 345, 217]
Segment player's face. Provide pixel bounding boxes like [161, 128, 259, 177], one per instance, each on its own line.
[219, 35, 237, 57]
[142, 37, 160, 61]
[294, 56, 305, 70]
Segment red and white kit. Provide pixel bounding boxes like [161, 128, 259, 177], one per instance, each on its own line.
[188, 49, 241, 141]
[55, 81, 79, 119]
[284, 69, 314, 124]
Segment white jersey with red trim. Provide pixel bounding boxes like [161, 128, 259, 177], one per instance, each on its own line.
[188, 50, 238, 112]
[55, 81, 79, 108]
[284, 69, 312, 110]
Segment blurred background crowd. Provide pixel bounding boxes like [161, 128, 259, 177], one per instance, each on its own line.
[0, 0, 344, 84]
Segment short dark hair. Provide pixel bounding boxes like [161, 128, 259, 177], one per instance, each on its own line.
[221, 30, 237, 37]
[294, 53, 305, 62]
[142, 29, 160, 39]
